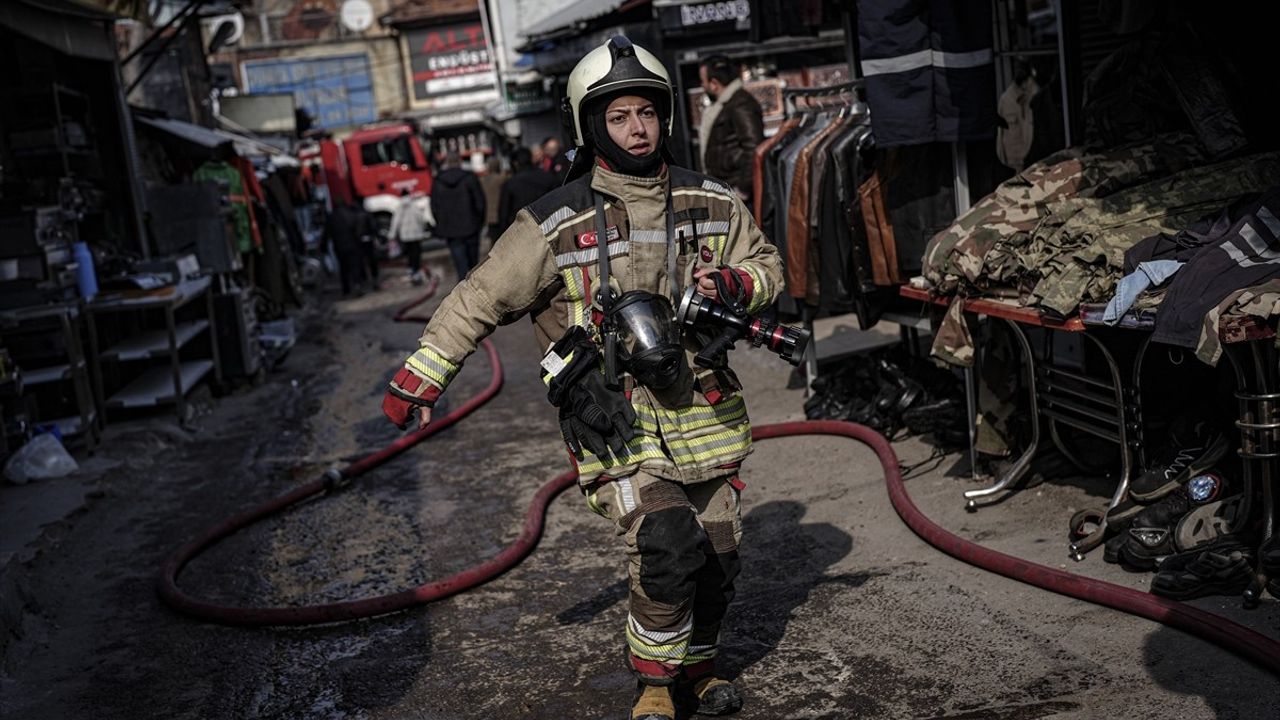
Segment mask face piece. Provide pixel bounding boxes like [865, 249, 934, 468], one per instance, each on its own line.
[608, 291, 686, 390]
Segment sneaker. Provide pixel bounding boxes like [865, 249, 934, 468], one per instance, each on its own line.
[1151, 538, 1254, 600]
[1128, 421, 1229, 503]
[410, 270, 426, 286]
[1118, 472, 1228, 570]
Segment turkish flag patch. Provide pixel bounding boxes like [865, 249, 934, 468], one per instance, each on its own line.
[576, 226, 621, 249]
[700, 245, 714, 263]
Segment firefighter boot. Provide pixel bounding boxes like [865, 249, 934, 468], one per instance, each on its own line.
[632, 682, 676, 720]
[688, 676, 743, 716]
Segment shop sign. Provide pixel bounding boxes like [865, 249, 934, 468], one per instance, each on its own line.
[659, 0, 750, 33]
[406, 22, 494, 102]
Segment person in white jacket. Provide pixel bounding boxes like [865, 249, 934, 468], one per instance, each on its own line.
[389, 188, 435, 284]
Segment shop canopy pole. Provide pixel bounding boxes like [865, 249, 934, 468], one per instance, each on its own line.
[120, 0, 203, 65]
[125, 4, 200, 96]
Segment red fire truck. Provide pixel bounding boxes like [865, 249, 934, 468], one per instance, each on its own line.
[298, 122, 433, 250]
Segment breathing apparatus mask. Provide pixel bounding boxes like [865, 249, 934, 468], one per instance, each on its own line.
[602, 290, 687, 391]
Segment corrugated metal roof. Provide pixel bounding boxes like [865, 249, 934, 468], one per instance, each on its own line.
[520, 0, 624, 39]
[137, 116, 235, 151]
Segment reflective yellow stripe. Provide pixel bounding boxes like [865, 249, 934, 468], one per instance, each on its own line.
[666, 426, 752, 465]
[585, 488, 608, 518]
[708, 233, 728, 264]
[682, 647, 717, 663]
[627, 625, 691, 661]
[648, 395, 747, 431]
[737, 264, 770, 314]
[560, 268, 591, 329]
[574, 435, 667, 476]
[407, 346, 459, 387]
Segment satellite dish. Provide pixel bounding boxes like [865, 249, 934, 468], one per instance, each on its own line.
[205, 12, 244, 51]
[340, 0, 375, 32]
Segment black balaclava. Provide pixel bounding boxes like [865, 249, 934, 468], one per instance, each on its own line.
[585, 88, 670, 177]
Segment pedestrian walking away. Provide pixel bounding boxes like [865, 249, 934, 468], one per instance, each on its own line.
[382, 35, 782, 720]
[497, 147, 560, 238]
[430, 150, 486, 281]
[389, 188, 435, 285]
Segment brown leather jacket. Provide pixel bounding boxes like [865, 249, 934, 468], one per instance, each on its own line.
[704, 88, 764, 195]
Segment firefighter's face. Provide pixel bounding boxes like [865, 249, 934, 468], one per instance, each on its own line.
[605, 95, 659, 156]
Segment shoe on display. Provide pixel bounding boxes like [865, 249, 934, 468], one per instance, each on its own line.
[1121, 490, 1241, 571]
[1128, 421, 1229, 503]
[1151, 538, 1254, 600]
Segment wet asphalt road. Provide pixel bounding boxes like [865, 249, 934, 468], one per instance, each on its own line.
[2, 264, 1280, 719]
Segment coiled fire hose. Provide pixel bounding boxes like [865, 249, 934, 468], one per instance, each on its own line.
[157, 281, 1280, 677]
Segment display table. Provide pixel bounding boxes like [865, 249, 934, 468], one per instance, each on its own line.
[900, 286, 1277, 589]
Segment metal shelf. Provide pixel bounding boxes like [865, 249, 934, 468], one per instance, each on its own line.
[106, 360, 214, 409]
[100, 320, 209, 361]
[22, 364, 74, 386]
[47, 410, 97, 437]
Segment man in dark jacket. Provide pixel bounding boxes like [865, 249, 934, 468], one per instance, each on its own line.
[698, 54, 764, 206]
[325, 199, 376, 296]
[430, 150, 486, 280]
[496, 147, 559, 237]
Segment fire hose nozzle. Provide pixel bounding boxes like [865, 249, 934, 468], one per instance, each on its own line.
[676, 286, 810, 366]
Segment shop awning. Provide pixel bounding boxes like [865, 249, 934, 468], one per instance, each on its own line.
[137, 115, 235, 153]
[520, 0, 649, 44]
[0, 0, 116, 60]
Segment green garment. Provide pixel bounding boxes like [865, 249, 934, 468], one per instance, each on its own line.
[194, 161, 252, 253]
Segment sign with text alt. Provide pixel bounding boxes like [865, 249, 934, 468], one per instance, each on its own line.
[406, 22, 493, 102]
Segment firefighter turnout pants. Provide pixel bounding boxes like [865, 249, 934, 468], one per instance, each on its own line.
[585, 468, 744, 685]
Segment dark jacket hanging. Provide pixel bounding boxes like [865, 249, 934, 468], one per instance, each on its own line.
[856, 0, 996, 147]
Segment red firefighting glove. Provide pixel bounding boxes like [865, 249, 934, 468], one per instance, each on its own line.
[693, 267, 753, 314]
[382, 366, 441, 430]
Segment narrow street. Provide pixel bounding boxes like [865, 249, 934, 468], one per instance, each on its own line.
[2, 262, 1278, 720]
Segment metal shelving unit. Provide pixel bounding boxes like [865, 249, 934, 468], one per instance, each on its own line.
[86, 276, 221, 425]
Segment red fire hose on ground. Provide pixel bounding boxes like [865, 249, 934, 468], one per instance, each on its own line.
[157, 282, 1280, 677]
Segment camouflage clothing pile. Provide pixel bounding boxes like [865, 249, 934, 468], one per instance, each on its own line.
[922, 135, 1280, 365]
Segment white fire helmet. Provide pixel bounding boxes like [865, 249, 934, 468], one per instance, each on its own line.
[560, 36, 674, 148]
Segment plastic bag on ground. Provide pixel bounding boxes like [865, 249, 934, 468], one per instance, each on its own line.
[3, 433, 79, 484]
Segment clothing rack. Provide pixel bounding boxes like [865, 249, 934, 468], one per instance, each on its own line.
[782, 80, 865, 116]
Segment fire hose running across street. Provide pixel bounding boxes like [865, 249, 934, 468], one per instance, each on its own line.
[157, 281, 1280, 685]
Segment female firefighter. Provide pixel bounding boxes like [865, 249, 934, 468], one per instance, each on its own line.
[381, 36, 782, 719]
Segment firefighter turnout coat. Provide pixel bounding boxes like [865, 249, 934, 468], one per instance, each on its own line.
[402, 164, 783, 484]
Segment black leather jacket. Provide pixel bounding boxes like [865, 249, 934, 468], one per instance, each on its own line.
[704, 88, 764, 194]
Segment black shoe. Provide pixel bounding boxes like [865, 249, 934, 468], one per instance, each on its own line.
[676, 677, 742, 717]
[1118, 473, 1228, 570]
[1103, 531, 1128, 564]
[1151, 539, 1255, 600]
[1129, 422, 1229, 503]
